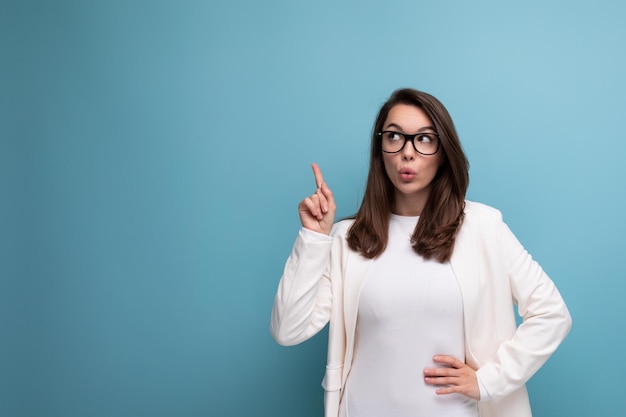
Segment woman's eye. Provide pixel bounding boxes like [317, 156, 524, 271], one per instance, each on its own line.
[389, 133, 402, 141]
[418, 134, 432, 143]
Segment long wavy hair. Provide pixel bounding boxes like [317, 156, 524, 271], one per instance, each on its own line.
[347, 88, 469, 263]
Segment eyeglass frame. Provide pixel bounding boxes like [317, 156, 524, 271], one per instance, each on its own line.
[377, 130, 441, 155]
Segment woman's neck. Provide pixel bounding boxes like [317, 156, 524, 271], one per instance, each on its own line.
[392, 189, 430, 216]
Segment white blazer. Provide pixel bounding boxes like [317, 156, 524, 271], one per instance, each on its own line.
[271, 201, 571, 417]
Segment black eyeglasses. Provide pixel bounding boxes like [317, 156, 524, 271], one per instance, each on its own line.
[378, 131, 440, 155]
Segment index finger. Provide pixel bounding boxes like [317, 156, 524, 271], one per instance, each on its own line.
[433, 355, 464, 368]
[311, 163, 325, 189]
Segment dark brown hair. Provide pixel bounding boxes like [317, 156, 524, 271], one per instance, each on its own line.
[347, 88, 469, 262]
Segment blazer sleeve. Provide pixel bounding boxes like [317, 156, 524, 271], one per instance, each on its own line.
[476, 217, 572, 400]
[270, 228, 334, 346]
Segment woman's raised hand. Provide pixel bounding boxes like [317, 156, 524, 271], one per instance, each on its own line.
[298, 163, 336, 235]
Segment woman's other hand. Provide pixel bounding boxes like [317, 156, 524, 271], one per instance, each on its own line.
[423, 355, 480, 400]
[298, 163, 336, 235]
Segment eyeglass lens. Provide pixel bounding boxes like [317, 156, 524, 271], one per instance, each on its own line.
[381, 131, 439, 154]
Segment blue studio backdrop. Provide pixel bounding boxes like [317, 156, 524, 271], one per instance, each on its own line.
[2, 1, 625, 416]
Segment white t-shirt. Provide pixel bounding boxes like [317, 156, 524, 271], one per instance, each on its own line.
[340, 214, 479, 417]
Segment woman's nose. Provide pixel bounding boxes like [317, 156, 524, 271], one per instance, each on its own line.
[401, 140, 416, 160]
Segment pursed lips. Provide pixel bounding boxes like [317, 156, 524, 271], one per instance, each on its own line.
[399, 167, 416, 180]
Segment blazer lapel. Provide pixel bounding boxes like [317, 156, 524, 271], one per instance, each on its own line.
[450, 217, 483, 364]
[341, 249, 373, 382]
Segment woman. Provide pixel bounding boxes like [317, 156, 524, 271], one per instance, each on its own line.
[270, 88, 571, 417]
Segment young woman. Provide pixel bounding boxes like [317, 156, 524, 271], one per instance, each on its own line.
[270, 88, 571, 417]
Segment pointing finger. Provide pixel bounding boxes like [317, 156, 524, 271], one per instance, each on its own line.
[311, 163, 325, 189]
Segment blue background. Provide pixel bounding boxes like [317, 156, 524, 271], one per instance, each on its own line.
[2, 1, 625, 416]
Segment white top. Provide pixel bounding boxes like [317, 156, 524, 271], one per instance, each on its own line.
[340, 214, 478, 417]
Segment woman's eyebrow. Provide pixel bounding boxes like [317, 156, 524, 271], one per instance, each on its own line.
[384, 122, 436, 132]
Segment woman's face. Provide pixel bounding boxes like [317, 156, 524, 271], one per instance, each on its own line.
[381, 103, 443, 215]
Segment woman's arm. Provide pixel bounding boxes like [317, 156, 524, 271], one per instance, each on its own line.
[270, 229, 334, 345]
[271, 163, 337, 346]
[476, 219, 572, 400]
